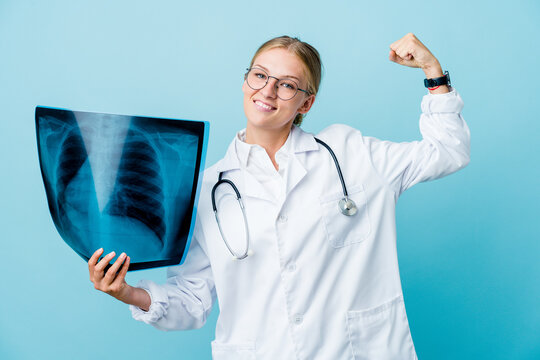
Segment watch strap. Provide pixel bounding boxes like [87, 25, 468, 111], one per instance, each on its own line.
[424, 70, 451, 88]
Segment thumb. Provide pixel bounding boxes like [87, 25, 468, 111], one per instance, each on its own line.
[389, 50, 415, 67]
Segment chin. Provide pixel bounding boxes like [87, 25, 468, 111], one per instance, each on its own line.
[244, 102, 295, 131]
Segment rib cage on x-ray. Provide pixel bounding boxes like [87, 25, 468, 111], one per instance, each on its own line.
[54, 122, 169, 249]
[106, 130, 166, 244]
[36, 106, 208, 270]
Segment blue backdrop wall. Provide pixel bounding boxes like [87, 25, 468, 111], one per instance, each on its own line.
[1, 1, 539, 359]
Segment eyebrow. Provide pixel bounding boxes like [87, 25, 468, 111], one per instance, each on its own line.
[252, 64, 301, 81]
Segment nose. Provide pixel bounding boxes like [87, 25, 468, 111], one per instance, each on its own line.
[261, 77, 279, 99]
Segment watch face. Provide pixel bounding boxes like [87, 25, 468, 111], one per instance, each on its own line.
[35, 106, 209, 270]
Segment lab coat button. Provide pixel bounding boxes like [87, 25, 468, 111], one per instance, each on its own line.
[292, 314, 303, 325]
[278, 214, 288, 223]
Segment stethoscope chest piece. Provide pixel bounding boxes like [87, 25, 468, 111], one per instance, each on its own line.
[339, 197, 357, 216]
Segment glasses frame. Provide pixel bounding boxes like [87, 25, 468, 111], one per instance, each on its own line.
[244, 67, 310, 101]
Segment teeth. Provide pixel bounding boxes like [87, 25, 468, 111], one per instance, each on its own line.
[255, 100, 274, 110]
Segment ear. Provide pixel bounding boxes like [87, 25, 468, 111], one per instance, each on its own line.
[297, 94, 316, 114]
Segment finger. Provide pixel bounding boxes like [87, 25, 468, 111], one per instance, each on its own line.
[395, 44, 416, 64]
[395, 43, 411, 60]
[94, 251, 116, 273]
[405, 44, 416, 60]
[389, 39, 402, 52]
[104, 253, 126, 283]
[390, 48, 410, 64]
[88, 248, 104, 268]
[112, 256, 130, 287]
[390, 35, 406, 49]
[389, 50, 417, 68]
[88, 248, 104, 281]
[389, 50, 403, 64]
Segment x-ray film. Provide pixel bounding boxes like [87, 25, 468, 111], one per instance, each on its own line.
[35, 106, 209, 270]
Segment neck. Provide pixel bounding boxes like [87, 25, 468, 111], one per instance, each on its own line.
[245, 123, 293, 170]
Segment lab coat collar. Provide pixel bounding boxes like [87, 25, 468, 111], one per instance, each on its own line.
[216, 125, 319, 174]
[285, 125, 320, 196]
[215, 142, 274, 202]
[290, 124, 320, 154]
[235, 129, 250, 168]
[215, 125, 320, 203]
[215, 140, 241, 174]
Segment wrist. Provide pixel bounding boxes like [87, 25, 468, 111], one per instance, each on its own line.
[422, 61, 443, 78]
[125, 286, 151, 311]
[428, 85, 449, 94]
[116, 284, 135, 303]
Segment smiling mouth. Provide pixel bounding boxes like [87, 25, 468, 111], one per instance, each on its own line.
[254, 100, 277, 111]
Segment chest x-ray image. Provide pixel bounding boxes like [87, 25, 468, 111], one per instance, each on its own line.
[35, 106, 209, 270]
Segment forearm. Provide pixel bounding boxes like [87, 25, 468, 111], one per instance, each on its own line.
[121, 285, 151, 311]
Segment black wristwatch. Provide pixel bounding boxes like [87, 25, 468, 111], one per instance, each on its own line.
[424, 71, 451, 88]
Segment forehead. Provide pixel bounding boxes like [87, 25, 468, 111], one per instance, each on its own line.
[252, 48, 306, 79]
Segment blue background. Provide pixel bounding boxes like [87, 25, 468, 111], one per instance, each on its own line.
[1, 1, 538, 359]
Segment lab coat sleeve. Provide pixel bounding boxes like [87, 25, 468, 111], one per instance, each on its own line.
[129, 217, 216, 331]
[362, 87, 470, 197]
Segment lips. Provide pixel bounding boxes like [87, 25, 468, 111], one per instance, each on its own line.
[253, 99, 277, 112]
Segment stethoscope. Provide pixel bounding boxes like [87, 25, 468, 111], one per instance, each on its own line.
[211, 137, 357, 260]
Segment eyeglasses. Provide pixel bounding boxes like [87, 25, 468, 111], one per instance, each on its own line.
[244, 67, 310, 101]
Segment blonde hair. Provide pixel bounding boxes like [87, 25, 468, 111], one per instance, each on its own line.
[248, 35, 322, 126]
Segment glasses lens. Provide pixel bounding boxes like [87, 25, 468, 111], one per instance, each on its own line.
[246, 68, 267, 90]
[245, 68, 300, 100]
[276, 79, 298, 100]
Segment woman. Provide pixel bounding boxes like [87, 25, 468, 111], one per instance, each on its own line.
[89, 33, 470, 359]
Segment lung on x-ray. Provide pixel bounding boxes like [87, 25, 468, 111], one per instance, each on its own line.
[35, 106, 209, 270]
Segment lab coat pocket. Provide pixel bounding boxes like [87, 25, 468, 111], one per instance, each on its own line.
[346, 295, 417, 360]
[319, 183, 371, 248]
[211, 341, 256, 360]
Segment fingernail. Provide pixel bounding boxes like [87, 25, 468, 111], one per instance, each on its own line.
[120, 253, 126, 259]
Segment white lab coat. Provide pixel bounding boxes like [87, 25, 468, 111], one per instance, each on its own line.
[131, 87, 470, 360]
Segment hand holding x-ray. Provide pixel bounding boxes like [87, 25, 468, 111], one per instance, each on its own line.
[88, 249, 130, 299]
[88, 248, 152, 310]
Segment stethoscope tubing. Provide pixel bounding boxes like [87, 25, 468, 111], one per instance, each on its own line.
[211, 178, 251, 260]
[314, 138, 349, 197]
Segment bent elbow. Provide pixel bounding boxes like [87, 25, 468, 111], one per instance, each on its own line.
[450, 148, 470, 173]
[461, 153, 471, 169]
[457, 139, 471, 170]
